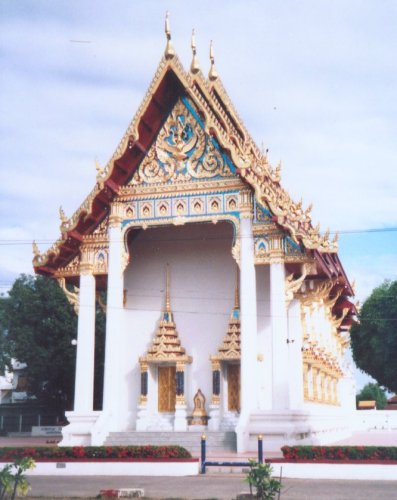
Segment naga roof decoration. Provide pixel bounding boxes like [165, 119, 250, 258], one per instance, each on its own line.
[33, 19, 352, 297]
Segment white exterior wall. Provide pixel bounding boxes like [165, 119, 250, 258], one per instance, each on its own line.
[120, 222, 236, 429]
[256, 265, 272, 410]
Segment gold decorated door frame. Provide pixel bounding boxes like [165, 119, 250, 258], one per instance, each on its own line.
[157, 365, 176, 413]
[226, 362, 240, 412]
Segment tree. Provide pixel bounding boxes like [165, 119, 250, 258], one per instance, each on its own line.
[356, 383, 387, 409]
[0, 274, 106, 415]
[0, 275, 77, 414]
[350, 280, 397, 394]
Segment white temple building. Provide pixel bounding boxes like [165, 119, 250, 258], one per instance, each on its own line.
[33, 21, 357, 452]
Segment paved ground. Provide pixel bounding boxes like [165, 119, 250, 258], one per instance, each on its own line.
[332, 430, 397, 446]
[2, 433, 397, 499]
[24, 475, 397, 499]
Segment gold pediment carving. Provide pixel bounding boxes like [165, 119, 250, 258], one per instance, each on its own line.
[131, 99, 234, 187]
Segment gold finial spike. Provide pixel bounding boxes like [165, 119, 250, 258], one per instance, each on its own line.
[32, 240, 40, 257]
[190, 29, 200, 74]
[164, 11, 175, 60]
[234, 265, 240, 309]
[332, 232, 339, 244]
[208, 40, 218, 81]
[59, 206, 67, 224]
[165, 263, 171, 312]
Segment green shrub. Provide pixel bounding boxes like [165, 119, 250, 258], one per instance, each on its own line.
[245, 460, 282, 499]
[281, 445, 397, 461]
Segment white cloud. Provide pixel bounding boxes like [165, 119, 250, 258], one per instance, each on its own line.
[0, 0, 396, 309]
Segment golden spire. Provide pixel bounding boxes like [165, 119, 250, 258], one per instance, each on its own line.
[164, 11, 175, 60]
[208, 40, 218, 81]
[190, 29, 200, 74]
[165, 263, 171, 313]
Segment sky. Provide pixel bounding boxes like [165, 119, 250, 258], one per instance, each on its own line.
[1, 1, 396, 388]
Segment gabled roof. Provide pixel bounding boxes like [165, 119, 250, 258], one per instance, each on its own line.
[33, 35, 352, 296]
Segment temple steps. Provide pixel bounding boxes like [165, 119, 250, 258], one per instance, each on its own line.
[104, 431, 237, 453]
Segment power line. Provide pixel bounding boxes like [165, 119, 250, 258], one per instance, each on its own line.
[0, 225, 396, 246]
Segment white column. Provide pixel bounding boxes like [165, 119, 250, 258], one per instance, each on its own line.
[239, 215, 258, 415]
[74, 269, 96, 412]
[102, 207, 125, 422]
[287, 298, 304, 409]
[270, 261, 289, 409]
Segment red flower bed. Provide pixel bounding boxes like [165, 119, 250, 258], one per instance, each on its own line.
[281, 445, 397, 462]
[0, 445, 192, 462]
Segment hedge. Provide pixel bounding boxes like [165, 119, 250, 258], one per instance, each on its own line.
[281, 445, 397, 461]
[0, 445, 191, 461]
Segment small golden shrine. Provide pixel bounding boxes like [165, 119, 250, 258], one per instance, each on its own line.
[139, 265, 191, 411]
[139, 265, 192, 366]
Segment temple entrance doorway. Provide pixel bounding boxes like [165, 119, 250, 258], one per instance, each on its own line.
[158, 366, 176, 413]
[227, 363, 240, 412]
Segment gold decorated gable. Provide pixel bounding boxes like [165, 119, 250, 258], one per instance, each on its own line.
[130, 98, 234, 186]
[34, 40, 343, 275]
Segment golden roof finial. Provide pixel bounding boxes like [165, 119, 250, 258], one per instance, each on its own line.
[208, 40, 218, 81]
[32, 240, 40, 257]
[165, 263, 171, 312]
[190, 29, 200, 74]
[164, 11, 175, 60]
[95, 159, 106, 180]
[59, 206, 68, 224]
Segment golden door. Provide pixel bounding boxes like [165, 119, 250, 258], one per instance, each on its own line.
[158, 366, 176, 412]
[227, 364, 240, 412]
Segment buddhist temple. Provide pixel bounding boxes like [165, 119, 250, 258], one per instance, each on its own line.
[33, 18, 357, 452]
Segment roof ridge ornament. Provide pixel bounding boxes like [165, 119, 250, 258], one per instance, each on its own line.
[59, 206, 68, 227]
[32, 240, 40, 258]
[208, 40, 218, 81]
[164, 11, 175, 60]
[190, 29, 200, 74]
